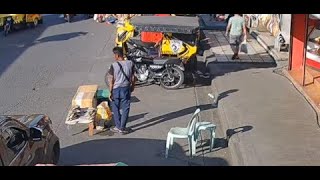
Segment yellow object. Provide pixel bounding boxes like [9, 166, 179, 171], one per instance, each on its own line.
[0, 14, 42, 27]
[115, 19, 197, 62]
[115, 20, 135, 48]
[315, 37, 320, 44]
[96, 101, 112, 121]
[161, 36, 197, 61]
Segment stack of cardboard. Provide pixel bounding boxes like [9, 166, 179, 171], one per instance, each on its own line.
[72, 85, 98, 108]
[66, 85, 99, 136]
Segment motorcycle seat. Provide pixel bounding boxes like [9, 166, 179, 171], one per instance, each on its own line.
[130, 39, 156, 48]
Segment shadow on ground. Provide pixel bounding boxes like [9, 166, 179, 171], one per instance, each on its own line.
[128, 104, 213, 131]
[34, 32, 88, 43]
[0, 14, 72, 77]
[59, 138, 229, 166]
[126, 88, 238, 132]
[199, 125, 253, 154]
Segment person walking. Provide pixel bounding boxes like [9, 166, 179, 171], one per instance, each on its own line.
[106, 47, 136, 135]
[225, 14, 247, 60]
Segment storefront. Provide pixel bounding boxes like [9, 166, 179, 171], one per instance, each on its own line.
[288, 14, 320, 109]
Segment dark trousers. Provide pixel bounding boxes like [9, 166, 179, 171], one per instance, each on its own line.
[111, 86, 131, 130]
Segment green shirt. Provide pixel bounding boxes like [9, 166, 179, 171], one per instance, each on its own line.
[228, 16, 245, 36]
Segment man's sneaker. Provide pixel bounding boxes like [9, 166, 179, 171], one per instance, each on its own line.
[123, 127, 133, 133]
[119, 129, 129, 135]
[110, 127, 121, 133]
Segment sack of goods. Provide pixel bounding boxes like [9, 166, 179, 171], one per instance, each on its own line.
[96, 101, 112, 121]
[257, 14, 272, 32]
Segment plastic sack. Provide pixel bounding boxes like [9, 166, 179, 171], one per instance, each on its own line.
[240, 39, 248, 54]
[96, 101, 112, 121]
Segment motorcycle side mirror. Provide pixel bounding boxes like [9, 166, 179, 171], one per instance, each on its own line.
[29, 127, 43, 141]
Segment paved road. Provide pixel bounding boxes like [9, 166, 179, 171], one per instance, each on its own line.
[0, 14, 231, 165]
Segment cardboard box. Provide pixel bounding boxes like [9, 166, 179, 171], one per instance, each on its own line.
[72, 91, 97, 108]
[77, 85, 98, 93]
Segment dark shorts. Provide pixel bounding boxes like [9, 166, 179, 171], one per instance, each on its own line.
[229, 35, 243, 45]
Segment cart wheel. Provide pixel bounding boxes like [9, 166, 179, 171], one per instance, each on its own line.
[33, 18, 39, 28]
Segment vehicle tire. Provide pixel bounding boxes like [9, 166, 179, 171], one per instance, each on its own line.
[50, 142, 60, 165]
[160, 66, 184, 90]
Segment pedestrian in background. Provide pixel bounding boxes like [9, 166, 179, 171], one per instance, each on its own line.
[225, 14, 247, 60]
[106, 47, 136, 135]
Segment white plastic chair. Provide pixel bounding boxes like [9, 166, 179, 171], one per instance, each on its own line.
[165, 108, 200, 158]
[195, 121, 216, 152]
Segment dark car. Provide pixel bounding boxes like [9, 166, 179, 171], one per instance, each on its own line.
[0, 114, 60, 166]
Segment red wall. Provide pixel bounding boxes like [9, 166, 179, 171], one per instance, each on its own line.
[291, 14, 307, 70]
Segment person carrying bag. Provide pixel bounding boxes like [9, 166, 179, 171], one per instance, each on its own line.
[106, 47, 136, 135]
[225, 14, 247, 59]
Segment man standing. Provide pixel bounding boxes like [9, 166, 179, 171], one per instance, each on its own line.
[106, 47, 136, 135]
[225, 14, 247, 60]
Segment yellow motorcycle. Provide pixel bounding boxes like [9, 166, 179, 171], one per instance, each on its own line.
[115, 16, 200, 89]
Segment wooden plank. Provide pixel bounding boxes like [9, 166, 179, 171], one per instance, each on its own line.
[88, 122, 95, 136]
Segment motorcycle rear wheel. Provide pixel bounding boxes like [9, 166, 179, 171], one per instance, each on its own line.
[160, 66, 184, 90]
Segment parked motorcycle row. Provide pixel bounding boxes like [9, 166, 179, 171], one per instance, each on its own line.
[114, 15, 202, 90]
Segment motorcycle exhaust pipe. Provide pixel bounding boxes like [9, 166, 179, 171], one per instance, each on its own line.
[154, 73, 163, 78]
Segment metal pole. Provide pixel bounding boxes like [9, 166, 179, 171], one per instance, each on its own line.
[302, 14, 309, 86]
[288, 14, 293, 71]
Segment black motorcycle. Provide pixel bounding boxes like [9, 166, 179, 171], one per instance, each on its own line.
[126, 39, 185, 90]
[3, 16, 13, 36]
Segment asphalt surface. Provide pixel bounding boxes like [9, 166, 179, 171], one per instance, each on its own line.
[0, 14, 231, 165]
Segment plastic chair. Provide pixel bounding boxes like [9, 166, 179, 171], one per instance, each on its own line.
[195, 121, 216, 152]
[165, 108, 200, 158]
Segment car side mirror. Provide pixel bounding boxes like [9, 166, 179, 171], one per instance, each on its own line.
[30, 127, 43, 141]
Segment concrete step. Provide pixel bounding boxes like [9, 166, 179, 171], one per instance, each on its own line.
[250, 30, 289, 62]
[304, 83, 320, 107]
[306, 67, 320, 89]
[289, 69, 314, 85]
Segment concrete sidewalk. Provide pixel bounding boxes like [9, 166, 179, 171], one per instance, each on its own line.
[208, 61, 320, 165]
[198, 14, 320, 165]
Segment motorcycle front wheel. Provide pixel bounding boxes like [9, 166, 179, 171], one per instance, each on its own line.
[160, 66, 184, 90]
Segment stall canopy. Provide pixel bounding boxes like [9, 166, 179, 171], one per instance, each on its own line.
[130, 16, 200, 34]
